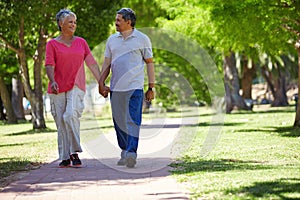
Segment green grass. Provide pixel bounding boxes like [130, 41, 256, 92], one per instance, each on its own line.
[170, 105, 300, 199]
[0, 104, 114, 190]
[0, 118, 58, 189]
[1, 104, 299, 199]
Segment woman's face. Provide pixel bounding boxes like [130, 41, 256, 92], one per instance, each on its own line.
[60, 15, 76, 34]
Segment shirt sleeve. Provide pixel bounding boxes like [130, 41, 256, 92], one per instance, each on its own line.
[104, 37, 112, 58]
[83, 39, 97, 66]
[142, 35, 153, 60]
[45, 40, 55, 67]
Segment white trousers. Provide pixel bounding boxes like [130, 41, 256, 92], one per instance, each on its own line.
[49, 86, 85, 160]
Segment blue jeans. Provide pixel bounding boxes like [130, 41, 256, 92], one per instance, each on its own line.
[110, 89, 143, 159]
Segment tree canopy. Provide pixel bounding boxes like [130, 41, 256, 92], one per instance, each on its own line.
[154, 0, 300, 123]
[0, 0, 122, 128]
[1, 0, 300, 126]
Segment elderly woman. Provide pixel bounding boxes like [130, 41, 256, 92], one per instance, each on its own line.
[45, 9, 101, 167]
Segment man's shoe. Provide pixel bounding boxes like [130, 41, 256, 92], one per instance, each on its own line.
[70, 154, 82, 166]
[125, 156, 136, 168]
[59, 159, 71, 168]
[117, 158, 126, 166]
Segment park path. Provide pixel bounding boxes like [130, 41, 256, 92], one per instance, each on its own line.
[0, 116, 199, 200]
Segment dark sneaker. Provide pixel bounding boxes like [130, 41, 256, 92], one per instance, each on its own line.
[59, 159, 71, 168]
[125, 156, 136, 168]
[70, 154, 82, 166]
[117, 158, 126, 166]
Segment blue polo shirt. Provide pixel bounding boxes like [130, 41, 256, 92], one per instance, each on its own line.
[104, 29, 153, 91]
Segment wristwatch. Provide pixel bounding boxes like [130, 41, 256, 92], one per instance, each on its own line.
[148, 87, 154, 91]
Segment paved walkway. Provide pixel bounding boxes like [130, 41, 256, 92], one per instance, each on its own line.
[0, 117, 198, 200]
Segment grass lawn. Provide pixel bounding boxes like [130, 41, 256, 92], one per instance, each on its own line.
[0, 117, 58, 189]
[0, 104, 114, 190]
[0, 104, 299, 199]
[170, 105, 300, 199]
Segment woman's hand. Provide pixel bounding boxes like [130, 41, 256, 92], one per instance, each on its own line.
[50, 81, 59, 94]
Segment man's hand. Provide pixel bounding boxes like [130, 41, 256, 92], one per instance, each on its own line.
[99, 83, 110, 98]
[145, 89, 154, 102]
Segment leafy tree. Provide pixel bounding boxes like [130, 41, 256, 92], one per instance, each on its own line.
[0, 0, 121, 129]
[197, 0, 300, 124]
[0, 48, 18, 123]
[121, 0, 165, 28]
[154, 0, 250, 112]
[155, 0, 300, 116]
[0, 45, 26, 122]
[123, 0, 210, 109]
[204, 0, 296, 108]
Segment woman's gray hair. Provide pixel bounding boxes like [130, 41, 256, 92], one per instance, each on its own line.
[56, 8, 76, 31]
[117, 8, 136, 27]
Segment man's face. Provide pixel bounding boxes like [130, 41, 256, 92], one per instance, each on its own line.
[115, 14, 131, 32]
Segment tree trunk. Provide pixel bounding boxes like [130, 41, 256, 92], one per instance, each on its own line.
[261, 61, 289, 107]
[11, 76, 25, 120]
[0, 76, 17, 123]
[223, 52, 251, 113]
[224, 79, 233, 113]
[0, 98, 5, 120]
[271, 62, 289, 107]
[261, 65, 276, 99]
[18, 17, 46, 129]
[32, 27, 47, 129]
[294, 43, 300, 127]
[241, 58, 256, 99]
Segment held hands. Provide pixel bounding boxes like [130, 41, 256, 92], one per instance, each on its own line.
[98, 83, 110, 98]
[145, 89, 154, 102]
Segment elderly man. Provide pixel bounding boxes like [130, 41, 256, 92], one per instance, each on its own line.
[99, 8, 155, 168]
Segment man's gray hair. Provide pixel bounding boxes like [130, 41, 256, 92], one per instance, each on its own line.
[56, 8, 76, 31]
[117, 8, 136, 27]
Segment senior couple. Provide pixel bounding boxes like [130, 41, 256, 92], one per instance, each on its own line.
[45, 8, 155, 168]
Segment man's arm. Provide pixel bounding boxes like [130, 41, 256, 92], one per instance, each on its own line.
[145, 58, 155, 102]
[98, 57, 112, 97]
